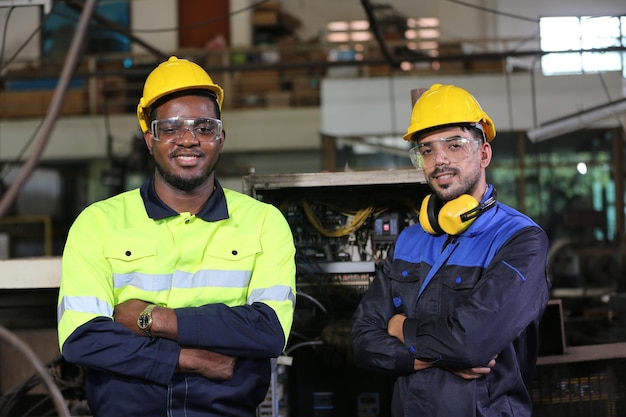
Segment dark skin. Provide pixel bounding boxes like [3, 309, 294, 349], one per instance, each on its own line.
[113, 94, 235, 380]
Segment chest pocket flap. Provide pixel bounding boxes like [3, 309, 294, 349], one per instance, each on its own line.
[441, 271, 481, 290]
[104, 234, 157, 261]
[207, 228, 262, 261]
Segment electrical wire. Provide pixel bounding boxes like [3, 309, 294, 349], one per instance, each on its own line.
[0, 327, 70, 417]
[284, 340, 324, 356]
[444, 0, 542, 56]
[0, 8, 53, 182]
[0, 355, 85, 417]
[0, 6, 15, 67]
[446, 0, 539, 23]
[297, 291, 329, 315]
[598, 72, 626, 135]
[300, 200, 383, 237]
[0, 17, 45, 73]
[360, 0, 396, 69]
[0, 0, 97, 219]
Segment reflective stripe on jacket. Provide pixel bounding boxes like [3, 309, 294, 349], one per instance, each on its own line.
[57, 178, 296, 417]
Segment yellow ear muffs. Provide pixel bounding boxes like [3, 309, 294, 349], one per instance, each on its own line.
[419, 194, 444, 235]
[419, 194, 481, 236]
[438, 194, 480, 235]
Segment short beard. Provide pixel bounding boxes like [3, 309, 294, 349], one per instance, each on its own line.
[155, 155, 219, 192]
[431, 164, 481, 202]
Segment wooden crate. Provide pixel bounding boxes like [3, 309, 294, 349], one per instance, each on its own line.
[265, 91, 292, 108]
[0, 89, 86, 118]
[235, 70, 282, 94]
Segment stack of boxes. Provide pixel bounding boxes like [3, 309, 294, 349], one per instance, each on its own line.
[234, 0, 320, 108]
[0, 73, 87, 118]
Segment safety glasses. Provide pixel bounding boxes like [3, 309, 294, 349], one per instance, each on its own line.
[151, 116, 222, 144]
[409, 136, 481, 169]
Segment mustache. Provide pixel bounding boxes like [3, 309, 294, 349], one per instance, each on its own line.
[169, 150, 205, 158]
[430, 166, 458, 178]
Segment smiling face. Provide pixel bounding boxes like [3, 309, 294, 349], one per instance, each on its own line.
[144, 94, 225, 196]
[417, 126, 491, 202]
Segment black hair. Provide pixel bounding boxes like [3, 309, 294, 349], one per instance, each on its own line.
[412, 123, 485, 143]
[148, 89, 221, 123]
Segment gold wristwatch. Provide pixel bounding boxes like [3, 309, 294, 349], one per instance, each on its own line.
[137, 304, 156, 337]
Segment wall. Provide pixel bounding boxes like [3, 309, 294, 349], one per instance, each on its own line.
[0, 71, 625, 163]
[0, 6, 40, 65]
[321, 72, 626, 138]
[0, 108, 322, 162]
[3, 0, 624, 65]
[0, 0, 178, 68]
[130, 0, 178, 55]
[277, 0, 625, 43]
[0, 0, 624, 161]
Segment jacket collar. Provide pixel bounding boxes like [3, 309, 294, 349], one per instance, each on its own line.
[139, 175, 229, 222]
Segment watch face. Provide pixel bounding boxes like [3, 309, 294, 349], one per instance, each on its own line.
[138, 314, 151, 329]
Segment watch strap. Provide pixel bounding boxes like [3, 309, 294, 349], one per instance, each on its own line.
[138, 304, 156, 337]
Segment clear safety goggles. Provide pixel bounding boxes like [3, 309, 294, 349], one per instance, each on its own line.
[151, 116, 222, 144]
[409, 136, 481, 169]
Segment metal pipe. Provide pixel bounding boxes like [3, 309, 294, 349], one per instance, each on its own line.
[0, 326, 70, 417]
[527, 98, 626, 142]
[0, 0, 97, 218]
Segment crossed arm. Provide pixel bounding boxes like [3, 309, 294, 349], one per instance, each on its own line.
[387, 313, 496, 379]
[114, 299, 235, 380]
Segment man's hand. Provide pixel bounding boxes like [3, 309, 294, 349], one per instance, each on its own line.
[178, 348, 236, 380]
[113, 299, 150, 336]
[448, 356, 497, 380]
[387, 314, 407, 343]
[114, 299, 178, 339]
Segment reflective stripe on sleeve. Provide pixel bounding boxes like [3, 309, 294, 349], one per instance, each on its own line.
[57, 295, 114, 322]
[248, 285, 296, 306]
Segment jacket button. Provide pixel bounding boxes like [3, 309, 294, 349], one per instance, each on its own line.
[125, 251, 131, 256]
[232, 250, 238, 256]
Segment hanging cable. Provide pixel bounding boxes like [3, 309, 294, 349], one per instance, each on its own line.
[300, 200, 385, 238]
[0, 327, 70, 417]
[0, 6, 15, 66]
[446, 0, 538, 23]
[0, 8, 52, 72]
[360, 0, 397, 69]
[0, 0, 98, 218]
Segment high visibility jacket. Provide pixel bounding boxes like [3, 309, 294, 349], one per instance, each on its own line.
[57, 177, 296, 417]
[351, 185, 551, 417]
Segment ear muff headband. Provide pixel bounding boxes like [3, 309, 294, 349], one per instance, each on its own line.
[419, 192, 497, 236]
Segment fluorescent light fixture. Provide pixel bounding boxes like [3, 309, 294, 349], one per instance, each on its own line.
[527, 98, 626, 142]
[0, 0, 52, 13]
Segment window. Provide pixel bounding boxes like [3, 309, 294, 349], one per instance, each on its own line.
[540, 16, 626, 76]
[325, 16, 440, 72]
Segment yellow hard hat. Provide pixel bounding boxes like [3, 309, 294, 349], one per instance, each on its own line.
[137, 56, 224, 133]
[403, 83, 496, 142]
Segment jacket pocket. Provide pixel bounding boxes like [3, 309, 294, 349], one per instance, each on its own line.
[388, 259, 421, 314]
[439, 268, 481, 314]
[204, 237, 261, 262]
[104, 234, 157, 264]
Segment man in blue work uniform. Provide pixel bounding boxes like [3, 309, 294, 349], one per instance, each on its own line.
[351, 83, 551, 417]
[57, 56, 296, 417]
